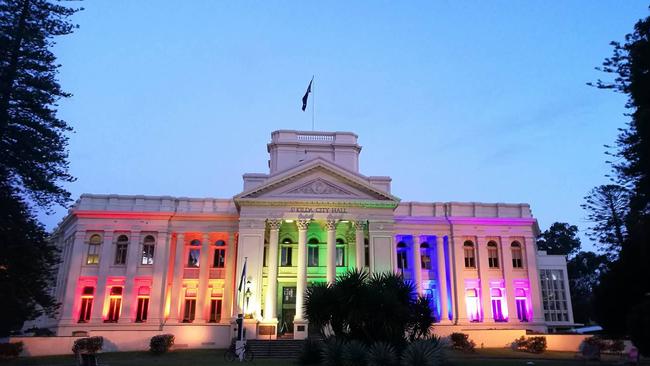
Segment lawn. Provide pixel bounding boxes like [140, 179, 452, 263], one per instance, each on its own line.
[6, 348, 647, 366]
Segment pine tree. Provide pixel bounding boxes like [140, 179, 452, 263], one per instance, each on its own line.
[581, 184, 628, 260]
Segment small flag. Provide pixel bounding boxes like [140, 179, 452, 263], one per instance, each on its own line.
[302, 77, 313, 111]
[238, 257, 247, 292]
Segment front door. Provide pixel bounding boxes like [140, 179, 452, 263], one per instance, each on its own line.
[280, 286, 296, 334]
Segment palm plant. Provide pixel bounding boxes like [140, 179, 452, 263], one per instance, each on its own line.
[342, 340, 368, 366]
[366, 342, 398, 366]
[322, 337, 346, 366]
[400, 337, 445, 366]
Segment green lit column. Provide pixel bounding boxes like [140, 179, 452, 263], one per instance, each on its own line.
[263, 219, 281, 322]
[353, 220, 365, 269]
[326, 219, 337, 284]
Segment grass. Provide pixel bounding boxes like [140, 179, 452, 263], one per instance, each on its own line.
[6, 347, 648, 366]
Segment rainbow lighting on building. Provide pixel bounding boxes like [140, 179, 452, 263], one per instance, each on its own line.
[44, 130, 574, 347]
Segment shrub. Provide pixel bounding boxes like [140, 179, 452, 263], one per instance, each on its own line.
[449, 332, 475, 352]
[0, 342, 24, 359]
[367, 342, 398, 366]
[343, 340, 368, 366]
[322, 338, 346, 366]
[400, 337, 445, 366]
[149, 334, 175, 354]
[512, 336, 546, 354]
[299, 338, 322, 365]
[72, 336, 103, 354]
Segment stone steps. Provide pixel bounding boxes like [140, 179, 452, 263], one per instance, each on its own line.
[246, 339, 304, 359]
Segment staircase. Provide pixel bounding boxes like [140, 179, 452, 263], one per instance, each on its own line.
[246, 338, 304, 359]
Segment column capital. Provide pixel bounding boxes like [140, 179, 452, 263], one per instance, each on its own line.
[412, 234, 421, 244]
[325, 219, 337, 231]
[202, 232, 210, 241]
[352, 219, 367, 231]
[297, 219, 310, 231]
[266, 218, 282, 230]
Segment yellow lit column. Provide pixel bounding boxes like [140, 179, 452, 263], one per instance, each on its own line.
[477, 236, 493, 323]
[353, 220, 365, 269]
[326, 219, 337, 284]
[168, 232, 185, 323]
[221, 232, 236, 322]
[196, 233, 211, 323]
[120, 231, 141, 323]
[91, 231, 114, 322]
[500, 237, 517, 323]
[148, 231, 169, 324]
[525, 236, 545, 324]
[264, 219, 281, 321]
[412, 235, 422, 295]
[60, 230, 86, 324]
[435, 235, 449, 324]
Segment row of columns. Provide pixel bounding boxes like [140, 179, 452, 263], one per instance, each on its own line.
[409, 235, 450, 323]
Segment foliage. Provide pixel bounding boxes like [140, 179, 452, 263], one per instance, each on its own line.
[149, 334, 174, 354]
[581, 185, 629, 259]
[0, 341, 23, 359]
[72, 336, 103, 354]
[366, 342, 398, 366]
[304, 269, 435, 350]
[342, 340, 368, 366]
[512, 336, 546, 354]
[449, 333, 475, 352]
[584, 336, 625, 354]
[627, 298, 650, 357]
[299, 338, 322, 366]
[321, 338, 346, 366]
[400, 337, 445, 366]
[536, 222, 581, 257]
[566, 251, 609, 324]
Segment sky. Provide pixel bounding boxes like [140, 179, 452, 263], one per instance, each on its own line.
[43, 1, 649, 252]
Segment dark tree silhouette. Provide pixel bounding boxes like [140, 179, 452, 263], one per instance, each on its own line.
[536, 222, 581, 257]
[581, 185, 628, 260]
[566, 251, 608, 325]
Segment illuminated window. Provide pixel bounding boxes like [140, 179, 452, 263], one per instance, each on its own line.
[465, 288, 481, 322]
[141, 235, 155, 265]
[183, 289, 197, 323]
[114, 235, 129, 265]
[187, 239, 201, 268]
[280, 246, 292, 266]
[105, 287, 123, 322]
[463, 241, 476, 268]
[213, 248, 226, 268]
[336, 247, 345, 267]
[487, 241, 499, 268]
[511, 241, 523, 268]
[209, 298, 222, 323]
[396, 242, 408, 269]
[308, 246, 319, 267]
[515, 288, 528, 322]
[86, 234, 101, 265]
[490, 288, 505, 322]
[78, 286, 94, 323]
[135, 287, 150, 322]
[540, 269, 569, 322]
[420, 242, 432, 270]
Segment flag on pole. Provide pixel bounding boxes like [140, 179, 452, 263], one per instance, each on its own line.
[238, 257, 247, 292]
[301, 77, 313, 111]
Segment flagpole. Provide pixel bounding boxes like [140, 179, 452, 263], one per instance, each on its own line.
[311, 75, 315, 131]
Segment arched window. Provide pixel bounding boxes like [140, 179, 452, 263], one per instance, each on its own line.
[463, 240, 476, 268]
[396, 241, 408, 269]
[336, 238, 345, 245]
[187, 239, 201, 268]
[308, 238, 319, 267]
[78, 286, 94, 323]
[420, 242, 432, 270]
[114, 235, 129, 265]
[215, 240, 226, 246]
[282, 238, 292, 244]
[487, 241, 499, 268]
[141, 235, 155, 265]
[86, 234, 102, 265]
[511, 241, 523, 268]
[308, 238, 319, 244]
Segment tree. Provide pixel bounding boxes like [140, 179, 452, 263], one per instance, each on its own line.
[536, 222, 581, 257]
[0, 0, 80, 336]
[566, 251, 608, 325]
[581, 185, 628, 260]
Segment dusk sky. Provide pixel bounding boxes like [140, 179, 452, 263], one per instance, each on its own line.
[45, 1, 649, 252]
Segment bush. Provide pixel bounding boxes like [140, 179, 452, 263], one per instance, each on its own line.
[322, 338, 346, 366]
[0, 342, 24, 359]
[512, 336, 547, 354]
[343, 340, 368, 366]
[400, 337, 445, 366]
[72, 336, 103, 354]
[149, 334, 175, 354]
[299, 338, 322, 365]
[367, 342, 398, 366]
[449, 333, 475, 352]
[584, 336, 625, 354]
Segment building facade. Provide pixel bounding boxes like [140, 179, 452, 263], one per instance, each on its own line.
[48, 130, 573, 342]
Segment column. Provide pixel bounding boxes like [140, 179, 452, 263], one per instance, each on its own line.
[295, 219, 309, 320]
[91, 231, 114, 322]
[435, 235, 449, 324]
[120, 231, 141, 323]
[196, 233, 211, 323]
[451, 236, 467, 324]
[168, 232, 185, 322]
[412, 235, 422, 295]
[326, 219, 337, 284]
[477, 236, 493, 323]
[500, 237, 517, 322]
[525, 236, 545, 323]
[60, 230, 86, 324]
[221, 232, 236, 322]
[148, 231, 169, 324]
[353, 220, 365, 269]
[264, 219, 281, 321]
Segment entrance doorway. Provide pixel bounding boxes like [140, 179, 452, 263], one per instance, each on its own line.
[280, 286, 296, 335]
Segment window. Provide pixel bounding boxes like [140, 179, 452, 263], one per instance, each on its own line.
[396, 242, 408, 269]
[209, 299, 222, 323]
[213, 248, 226, 268]
[420, 242, 432, 270]
[465, 289, 480, 322]
[364, 238, 370, 268]
[463, 241, 476, 268]
[106, 287, 123, 322]
[281, 246, 292, 266]
[114, 235, 128, 265]
[511, 241, 523, 268]
[187, 239, 201, 268]
[86, 234, 101, 265]
[490, 288, 505, 322]
[263, 246, 268, 267]
[308, 246, 319, 267]
[141, 235, 155, 265]
[78, 286, 94, 323]
[183, 297, 196, 323]
[136, 286, 150, 323]
[487, 241, 499, 268]
[336, 247, 345, 267]
[516, 298, 528, 322]
[540, 269, 569, 322]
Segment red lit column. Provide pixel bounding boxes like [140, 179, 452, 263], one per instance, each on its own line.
[148, 231, 169, 324]
[168, 232, 185, 323]
[196, 233, 210, 323]
[91, 231, 114, 322]
[60, 230, 87, 324]
[221, 232, 236, 322]
[120, 231, 141, 323]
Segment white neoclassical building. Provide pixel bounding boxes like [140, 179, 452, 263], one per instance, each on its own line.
[47, 130, 573, 345]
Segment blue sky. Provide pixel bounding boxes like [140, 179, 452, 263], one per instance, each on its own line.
[44, 1, 649, 251]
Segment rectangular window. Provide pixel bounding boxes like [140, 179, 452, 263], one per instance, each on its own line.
[280, 246, 292, 266]
[141, 244, 155, 265]
[512, 250, 523, 268]
[336, 247, 345, 267]
[213, 248, 226, 268]
[187, 248, 200, 267]
[516, 299, 528, 322]
[136, 297, 149, 322]
[115, 243, 128, 265]
[86, 244, 100, 265]
[464, 248, 475, 268]
[421, 254, 432, 270]
[78, 297, 93, 323]
[106, 297, 122, 322]
[491, 299, 504, 321]
[364, 242, 369, 268]
[308, 246, 319, 267]
[488, 248, 499, 268]
[397, 251, 408, 269]
[539, 269, 570, 323]
[209, 299, 222, 323]
[183, 299, 196, 322]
